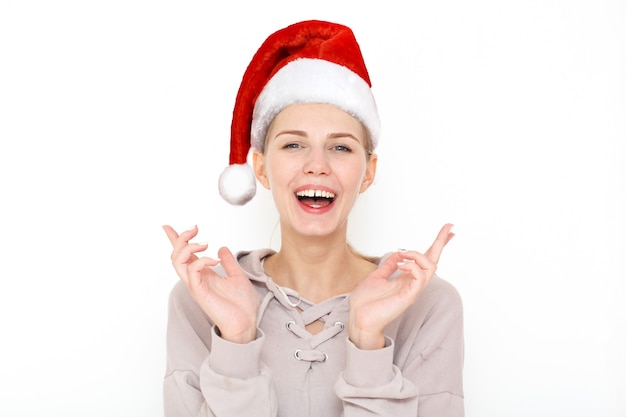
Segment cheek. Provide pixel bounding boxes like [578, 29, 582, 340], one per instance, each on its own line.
[337, 161, 367, 187]
[264, 156, 297, 187]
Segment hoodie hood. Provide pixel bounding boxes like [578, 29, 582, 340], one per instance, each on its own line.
[235, 248, 276, 284]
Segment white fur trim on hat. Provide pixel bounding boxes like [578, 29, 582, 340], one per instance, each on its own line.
[250, 58, 380, 151]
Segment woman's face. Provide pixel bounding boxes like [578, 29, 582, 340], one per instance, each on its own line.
[253, 103, 377, 239]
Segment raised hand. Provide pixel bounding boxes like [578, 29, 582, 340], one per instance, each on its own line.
[163, 225, 260, 344]
[348, 223, 455, 350]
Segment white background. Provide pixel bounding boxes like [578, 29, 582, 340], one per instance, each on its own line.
[1, 1, 624, 416]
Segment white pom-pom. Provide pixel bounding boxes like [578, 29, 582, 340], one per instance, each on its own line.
[218, 163, 257, 205]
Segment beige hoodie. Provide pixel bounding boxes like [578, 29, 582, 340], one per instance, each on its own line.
[164, 249, 464, 417]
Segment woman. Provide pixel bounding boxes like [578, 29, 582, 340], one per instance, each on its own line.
[163, 20, 464, 417]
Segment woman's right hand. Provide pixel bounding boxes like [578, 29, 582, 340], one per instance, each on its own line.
[162, 225, 260, 344]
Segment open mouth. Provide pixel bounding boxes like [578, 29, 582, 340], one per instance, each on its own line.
[296, 189, 336, 208]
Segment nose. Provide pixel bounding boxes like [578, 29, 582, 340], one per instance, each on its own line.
[303, 146, 331, 175]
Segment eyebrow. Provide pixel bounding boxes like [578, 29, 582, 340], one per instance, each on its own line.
[328, 132, 360, 142]
[274, 130, 307, 139]
[274, 130, 361, 143]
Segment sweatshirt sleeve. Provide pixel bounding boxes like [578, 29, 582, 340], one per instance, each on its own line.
[163, 281, 278, 417]
[335, 277, 464, 417]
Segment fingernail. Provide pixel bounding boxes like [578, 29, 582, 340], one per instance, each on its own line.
[397, 250, 414, 264]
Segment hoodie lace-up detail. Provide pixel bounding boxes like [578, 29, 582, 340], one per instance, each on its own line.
[261, 277, 346, 363]
[287, 319, 344, 362]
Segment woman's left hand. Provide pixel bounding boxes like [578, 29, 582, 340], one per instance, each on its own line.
[348, 223, 455, 350]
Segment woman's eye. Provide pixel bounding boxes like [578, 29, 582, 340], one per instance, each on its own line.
[283, 143, 301, 149]
[332, 145, 351, 152]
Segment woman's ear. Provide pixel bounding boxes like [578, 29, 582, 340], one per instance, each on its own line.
[252, 150, 271, 190]
[359, 153, 378, 193]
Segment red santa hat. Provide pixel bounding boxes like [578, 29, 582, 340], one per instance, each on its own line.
[218, 20, 380, 205]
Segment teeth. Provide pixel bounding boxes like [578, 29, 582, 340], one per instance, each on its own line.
[296, 189, 336, 199]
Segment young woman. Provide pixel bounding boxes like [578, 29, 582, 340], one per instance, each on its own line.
[162, 20, 464, 417]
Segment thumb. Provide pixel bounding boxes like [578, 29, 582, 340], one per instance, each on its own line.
[217, 247, 244, 276]
[370, 252, 402, 280]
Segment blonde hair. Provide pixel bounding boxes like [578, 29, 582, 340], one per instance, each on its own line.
[348, 243, 378, 264]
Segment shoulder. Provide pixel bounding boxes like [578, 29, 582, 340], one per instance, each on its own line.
[399, 274, 463, 330]
[168, 279, 192, 306]
[167, 280, 213, 327]
[424, 275, 463, 311]
[168, 280, 195, 312]
[419, 275, 464, 326]
[393, 275, 464, 353]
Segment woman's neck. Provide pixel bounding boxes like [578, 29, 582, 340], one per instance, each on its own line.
[264, 236, 377, 303]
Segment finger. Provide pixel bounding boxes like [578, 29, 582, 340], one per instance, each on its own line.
[398, 250, 435, 268]
[178, 225, 200, 243]
[171, 241, 208, 265]
[167, 225, 200, 256]
[425, 223, 455, 264]
[189, 256, 220, 274]
[187, 256, 220, 294]
[169, 233, 208, 278]
[397, 254, 436, 283]
[162, 225, 180, 245]
[217, 247, 244, 278]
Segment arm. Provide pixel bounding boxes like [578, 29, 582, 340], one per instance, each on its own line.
[334, 337, 419, 416]
[162, 225, 277, 416]
[337, 224, 464, 416]
[336, 278, 464, 416]
[163, 280, 278, 417]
